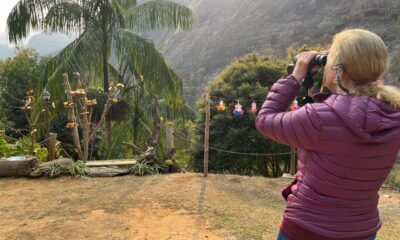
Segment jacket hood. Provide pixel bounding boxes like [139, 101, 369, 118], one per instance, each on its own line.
[318, 93, 400, 143]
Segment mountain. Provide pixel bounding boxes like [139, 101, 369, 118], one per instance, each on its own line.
[25, 33, 75, 56]
[0, 33, 75, 59]
[142, 0, 400, 103]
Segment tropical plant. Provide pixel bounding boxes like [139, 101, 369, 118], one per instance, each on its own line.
[68, 160, 89, 177]
[0, 135, 48, 161]
[191, 53, 291, 177]
[37, 163, 62, 178]
[7, 0, 193, 151]
[129, 160, 165, 176]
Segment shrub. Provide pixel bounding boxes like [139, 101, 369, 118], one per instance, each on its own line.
[191, 53, 291, 177]
[37, 163, 62, 178]
[68, 160, 89, 178]
[0, 136, 48, 161]
[129, 161, 165, 176]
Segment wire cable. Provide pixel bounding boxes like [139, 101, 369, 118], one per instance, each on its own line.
[210, 96, 266, 102]
[173, 131, 292, 156]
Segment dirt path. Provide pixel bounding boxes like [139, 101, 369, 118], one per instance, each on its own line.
[0, 174, 399, 240]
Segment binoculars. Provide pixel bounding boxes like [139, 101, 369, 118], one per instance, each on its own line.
[287, 53, 328, 76]
[287, 53, 328, 104]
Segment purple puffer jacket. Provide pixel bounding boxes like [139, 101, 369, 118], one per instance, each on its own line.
[256, 75, 400, 239]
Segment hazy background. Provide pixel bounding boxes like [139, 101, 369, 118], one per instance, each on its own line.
[1, 0, 400, 104]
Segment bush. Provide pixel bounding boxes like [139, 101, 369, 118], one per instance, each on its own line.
[191, 53, 291, 177]
[129, 161, 165, 176]
[68, 160, 89, 178]
[0, 48, 47, 133]
[0, 136, 48, 161]
[36, 163, 62, 178]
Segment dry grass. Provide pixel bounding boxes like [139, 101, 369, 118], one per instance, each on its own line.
[0, 173, 399, 240]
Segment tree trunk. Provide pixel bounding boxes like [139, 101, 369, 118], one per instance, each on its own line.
[63, 73, 84, 160]
[132, 112, 139, 146]
[101, 6, 112, 151]
[0, 157, 38, 177]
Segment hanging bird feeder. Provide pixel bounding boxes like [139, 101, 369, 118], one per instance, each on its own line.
[233, 101, 244, 116]
[216, 99, 226, 111]
[250, 101, 257, 113]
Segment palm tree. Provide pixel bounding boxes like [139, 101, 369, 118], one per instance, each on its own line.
[7, 0, 192, 151]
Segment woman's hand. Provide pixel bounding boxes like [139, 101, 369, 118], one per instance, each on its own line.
[292, 51, 318, 82]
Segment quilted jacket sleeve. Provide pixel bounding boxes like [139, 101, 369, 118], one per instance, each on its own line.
[255, 75, 321, 149]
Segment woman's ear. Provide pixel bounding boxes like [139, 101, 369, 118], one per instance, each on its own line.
[341, 70, 351, 84]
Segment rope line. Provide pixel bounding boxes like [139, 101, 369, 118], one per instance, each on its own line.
[210, 96, 266, 102]
[173, 132, 292, 156]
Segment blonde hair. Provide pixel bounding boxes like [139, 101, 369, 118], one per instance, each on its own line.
[329, 29, 400, 108]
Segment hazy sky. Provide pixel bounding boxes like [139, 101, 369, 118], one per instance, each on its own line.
[0, 0, 21, 44]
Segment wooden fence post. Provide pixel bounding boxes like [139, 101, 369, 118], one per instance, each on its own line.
[48, 133, 57, 161]
[166, 123, 174, 158]
[204, 88, 210, 177]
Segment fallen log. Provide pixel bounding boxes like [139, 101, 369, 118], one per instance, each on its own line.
[0, 156, 38, 177]
[87, 167, 130, 177]
[39, 158, 74, 172]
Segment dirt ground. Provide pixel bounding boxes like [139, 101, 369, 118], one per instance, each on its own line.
[0, 173, 399, 240]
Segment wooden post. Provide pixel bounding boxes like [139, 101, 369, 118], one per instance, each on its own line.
[166, 123, 174, 158]
[151, 97, 161, 154]
[203, 88, 210, 177]
[48, 133, 57, 161]
[44, 103, 50, 139]
[290, 147, 296, 175]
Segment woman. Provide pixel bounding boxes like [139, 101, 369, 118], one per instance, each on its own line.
[256, 29, 400, 240]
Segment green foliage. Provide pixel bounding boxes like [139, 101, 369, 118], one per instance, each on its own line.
[191, 53, 291, 177]
[7, 0, 193, 160]
[0, 136, 11, 157]
[7, 0, 193, 116]
[34, 147, 49, 162]
[0, 48, 47, 132]
[0, 136, 48, 161]
[68, 160, 89, 178]
[37, 163, 62, 178]
[172, 150, 192, 168]
[129, 161, 165, 176]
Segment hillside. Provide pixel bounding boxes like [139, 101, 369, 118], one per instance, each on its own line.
[144, 0, 400, 103]
[0, 33, 74, 59]
[25, 33, 75, 56]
